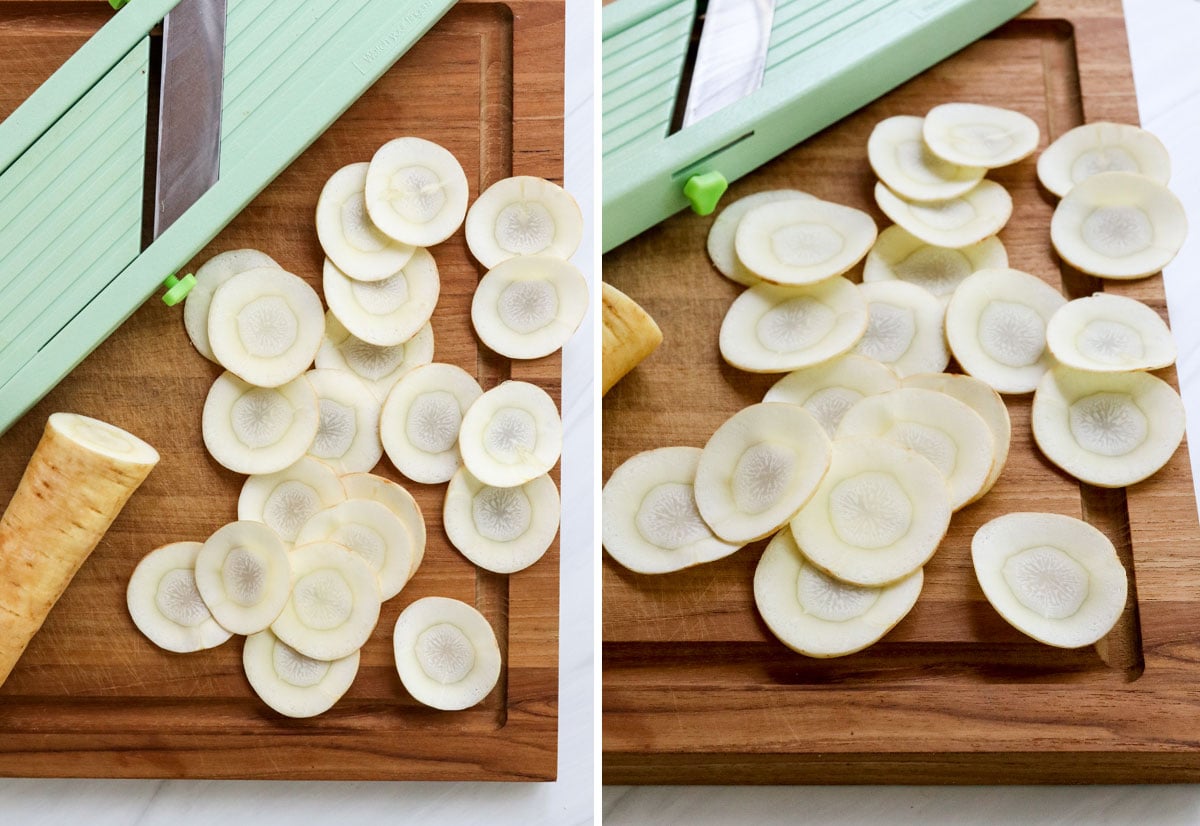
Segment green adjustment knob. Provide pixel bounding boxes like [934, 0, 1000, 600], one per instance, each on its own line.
[109, 0, 132, 9]
[161, 273, 196, 307]
[683, 171, 728, 216]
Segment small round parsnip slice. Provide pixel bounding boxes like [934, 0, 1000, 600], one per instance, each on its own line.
[852, 281, 949, 377]
[922, 103, 1040, 168]
[1037, 122, 1171, 198]
[1031, 365, 1185, 488]
[316, 312, 434, 400]
[393, 596, 501, 711]
[602, 446, 741, 574]
[874, 180, 1012, 249]
[365, 137, 469, 246]
[444, 468, 560, 574]
[754, 528, 923, 657]
[707, 189, 816, 286]
[465, 176, 583, 268]
[834, 388, 995, 510]
[868, 115, 985, 201]
[272, 541, 382, 661]
[295, 499, 414, 600]
[323, 250, 440, 347]
[471, 255, 589, 359]
[735, 199, 877, 285]
[790, 438, 951, 587]
[202, 372, 320, 475]
[379, 363, 483, 484]
[1046, 293, 1175, 373]
[239, 457, 347, 545]
[972, 512, 1128, 648]
[1050, 171, 1187, 279]
[185, 249, 280, 363]
[304, 369, 383, 474]
[458, 380, 562, 488]
[945, 268, 1066, 394]
[207, 267, 325, 387]
[195, 521, 292, 635]
[763, 354, 900, 436]
[243, 628, 360, 718]
[862, 225, 1007, 300]
[694, 403, 833, 543]
[341, 473, 426, 579]
[719, 277, 868, 373]
[127, 542, 233, 653]
[316, 162, 415, 281]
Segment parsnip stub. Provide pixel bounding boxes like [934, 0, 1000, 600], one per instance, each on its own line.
[393, 596, 501, 711]
[304, 369, 383, 474]
[316, 311, 433, 400]
[764, 354, 900, 436]
[465, 176, 583, 268]
[295, 499, 414, 601]
[458, 380, 562, 488]
[127, 542, 233, 653]
[852, 281, 948, 377]
[195, 521, 292, 635]
[868, 115, 985, 201]
[323, 250, 440, 347]
[1037, 122, 1171, 198]
[471, 255, 589, 360]
[380, 363, 483, 484]
[239, 457, 347, 545]
[243, 628, 360, 719]
[340, 473, 426, 579]
[364, 137, 469, 247]
[1045, 293, 1175, 373]
[202, 372, 319, 475]
[735, 199, 877, 286]
[444, 469, 560, 574]
[184, 249, 280, 363]
[874, 180, 1012, 249]
[922, 103, 1040, 168]
[863, 225, 1007, 300]
[706, 189, 815, 286]
[601, 281, 663, 394]
[316, 162, 415, 281]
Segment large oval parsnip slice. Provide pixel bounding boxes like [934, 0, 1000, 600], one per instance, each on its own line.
[393, 596, 501, 711]
[323, 250, 440, 347]
[239, 457, 347, 545]
[243, 628, 360, 718]
[852, 281, 948, 377]
[868, 115, 985, 201]
[458, 380, 562, 488]
[465, 176, 583, 268]
[316, 312, 434, 400]
[1037, 122, 1171, 198]
[602, 446, 741, 574]
[444, 468, 560, 574]
[735, 199, 877, 285]
[763, 354, 899, 436]
[127, 541, 233, 653]
[195, 520, 292, 635]
[202, 372, 319, 475]
[471, 255, 589, 360]
[972, 512, 1127, 648]
[316, 162, 415, 282]
[341, 473, 426, 579]
[694, 403, 832, 543]
[304, 369, 383, 474]
[863, 225, 1007, 300]
[184, 249, 280, 363]
[1045, 293, 1175, 373]
[922, 103, 1040, 168]
[874, 180, 1012, 249]
[380, 363, 483, 484]
[707, 189, 815, 286]
[754, 528, 923, 657]
[719, 277, 868, 373]
[1031, 365, 1185, 488]
[364, 137, 469, 246]
[790, 438, 951, 587]
[294, 499, 415, 601]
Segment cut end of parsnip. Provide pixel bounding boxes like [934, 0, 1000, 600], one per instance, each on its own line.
[444, 468, 560, 574]
[380, 363, 483, 484]
[184, 249, 280, 363]
[304, 369, 383, 474]
[707, 189, 815, 286]
[863, 225, 1007, 300]
[50, 413, 159, 466]
[364, 137, 469, 247]
[734, 199, 877, 285]
[316, 162, 415, 282]
[763, 354, 899, 437]
[202, 372, 319, 475]
[1045, 293, 1176, 373]
[127, 541, 233, 654]
[922, 103, 1040, 168]
[295, 499, 415, 601]
[874, 180, 1012, 249]
[868, 115, 985, 202]
[465, 176, 583, 268]
[393, 596, 501, 711]
[243, 628, 360, 718]
[195, 520, 293, 636]
[316, 311, 434, 400]
[1037, 122, 1171, 198]
[602, 282, 662, 395]
[340, 473, 426, 579]
[471, 255, 589, 360]
[852, 281, 948, 377]
[323, 250, 440, 347]
[239, 457, 347, 545]
[458, 380, 562, 488]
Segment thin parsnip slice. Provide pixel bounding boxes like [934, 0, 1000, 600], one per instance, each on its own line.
[471, 255, 589, 359]
[868, 115, 985, 201]
[316, 162, 415, 281]
[444, 468, 560, 574]
[340, 473, 426, 579]
[271, 541, 381, 661]
[323, 250, 440, 347]
[127, 541, 233, 654]
[239, 457, 347, 545]
[393, 596, 501, 711]
[852, 281, 948, 377]
[735, 199, 877, 285]
[1045, 293, 1175, 373]
[184, 249, 280, 363]
[243, 628, 360, 718]
[364, 137, 469, 247]
[763, 354, 900, 436]
[379, 363, 483, 484]
[863, 225, 1007, 300]
[304, 369, 383, 474]
[874, 180, 1012, 249]
[922, 103, 1039, 168]
[195, 520, 292, 635]
[1037, 122, 1171, 198]
[458, 380, 562, 488]
[294, 499, 415, 601]
[707, 190, 816, 286]
[465, 176, 583, 267]
[315, 311, 434, 400]
[202, 372, 319, 475]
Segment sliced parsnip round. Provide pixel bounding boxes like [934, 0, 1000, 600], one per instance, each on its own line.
[341, 473, 426, 579]
[706, 189, 816, 286]
[1037, 122, 1171, 198]
[922, 103, 1040, 168]
[393, 596, 501, 711]
[465, 176, 583, 268]
[444, 468, 559, 574]
[379, 363, 483, 484]
[471, 255, 589, 359]
[763, 354, 900, 436]
[862, 225, 1007, 300]
[734, 199, 877, 285]
[295, 499, 414, 601]
[874, 180, 1012, 249]
[194, 521, 292, 635]
[127, 541, 233, 653]
[316, 311, 434, 400]
[790, 438, 951, 587]
[184, 249, 280, 363]
[602, 446, 741, 574]
[1031, 365, 1185, 488]
[719, 277, 868, 373]
[458, 380, 562, 488]
[239, 458, 346, 545]
[316, 162, 415, 282]
[323, 250, 440, 347]
[903, 372, 1011, 495]
[835, 387, 995, 511]
[852, 281, 948, 377]
[754, 528, 923, 657]
[1045, 293, 1175, 373]
[868, 115, 986, 201]
[364, 137, 469, 246]
[972, 512, 1128, 648]
[271, 540, 382, 661]
[243, 628, 360, 718]
[304, 369, 383, 474]
[1050, 171, 1187, 279]
[694, 403, 832, 543]
[207, 267, 325, 387]
[945, 268, 1066, 394]
[202, 372, 319, 475]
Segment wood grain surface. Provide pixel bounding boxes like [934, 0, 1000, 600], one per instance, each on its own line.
[602, 0, 1200, 784]
[0, 0, 564, 781]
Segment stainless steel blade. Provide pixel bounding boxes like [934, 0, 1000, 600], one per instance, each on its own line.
[153, 0, 226, 238]
[681, 0, 775, 129]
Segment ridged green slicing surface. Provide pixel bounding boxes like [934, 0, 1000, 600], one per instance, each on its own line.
[765, 0, 902, 76]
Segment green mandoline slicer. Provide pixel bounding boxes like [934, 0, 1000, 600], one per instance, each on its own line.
[601, 0, 1036, 252]
[0, 0, 456, 436]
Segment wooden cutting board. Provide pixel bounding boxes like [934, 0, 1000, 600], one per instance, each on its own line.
[603, 0, 1200, 784]
[0, 0, 564, 781]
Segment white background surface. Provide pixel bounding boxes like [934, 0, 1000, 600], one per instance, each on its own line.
[604, 0, 1200, 823]
[0, 0, 596, 823]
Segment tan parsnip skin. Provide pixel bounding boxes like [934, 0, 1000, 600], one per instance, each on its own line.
[0, 414, 158, 687]
[602, 282, 662, 395]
